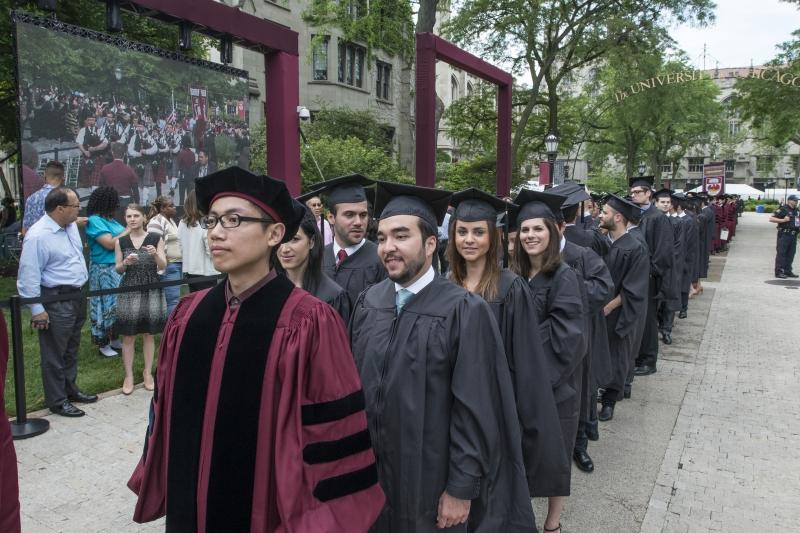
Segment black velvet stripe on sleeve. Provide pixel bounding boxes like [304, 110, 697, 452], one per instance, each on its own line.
[301, 390, 365, 426]
[302, 429, 372, 465]
[205, 274, 295, 533]
[313, 463, 380, 502]
[166, 284, 227, 533]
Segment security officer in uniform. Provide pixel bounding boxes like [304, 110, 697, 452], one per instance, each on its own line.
[770, 194, 800, 278]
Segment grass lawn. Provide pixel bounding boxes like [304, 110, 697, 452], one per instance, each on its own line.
[2, 276, 165, 416]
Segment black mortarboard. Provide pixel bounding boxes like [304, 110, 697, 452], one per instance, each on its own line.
[450, 188, 507, 223]
[590, 192, 603, 202]
[605, 194, 642, 223]
[296, 189, 323, 203]
[629, 175, 655, 189]
[512, 189, 568, 226]
[374, 181, 452, 227]
[653, 188, 673, 199]
[195, 166, 304, 243]
[547, 181, 591, 207]
[312, 174, 374, 207]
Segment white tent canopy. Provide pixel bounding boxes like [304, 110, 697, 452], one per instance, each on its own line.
[686, 183, 795, 201]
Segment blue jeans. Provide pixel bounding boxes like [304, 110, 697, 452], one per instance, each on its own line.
[160, 262, 182, 317]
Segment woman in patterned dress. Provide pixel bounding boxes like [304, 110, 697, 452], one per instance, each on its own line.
[114, 204, 167, 395]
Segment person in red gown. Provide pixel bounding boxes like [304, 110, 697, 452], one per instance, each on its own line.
[128, 167, 384, 532]
[0, 312, 21, 533]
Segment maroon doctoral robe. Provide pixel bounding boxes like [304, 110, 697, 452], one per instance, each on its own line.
[0, 312, 21, 533]
[128, 273, 384, 532]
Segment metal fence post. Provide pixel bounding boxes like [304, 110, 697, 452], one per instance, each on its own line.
[9, 295, 49, 439]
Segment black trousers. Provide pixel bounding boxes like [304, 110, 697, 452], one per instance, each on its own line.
[775, 231, 798, 274]
[38, 287, 87, 409]
[658, 301, 675, 333]
[680, 291, 689, 312]
[574, 387, 598, 452]
[636, 279, 660, 368]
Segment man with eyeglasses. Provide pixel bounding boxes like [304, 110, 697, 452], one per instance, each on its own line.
[129, 167, 384, 532]
[628, 176, 674, 377]
[17, 187, 97, 418]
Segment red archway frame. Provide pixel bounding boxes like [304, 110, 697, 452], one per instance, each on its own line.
[111, 0, 302, 195]
[415, 33, 513, 196]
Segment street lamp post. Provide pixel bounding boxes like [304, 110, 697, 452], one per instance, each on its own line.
[545, 132, 559, 187]
[638, 162, 646, 176]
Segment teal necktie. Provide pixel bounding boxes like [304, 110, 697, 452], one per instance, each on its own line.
[396, 288, 413, 313]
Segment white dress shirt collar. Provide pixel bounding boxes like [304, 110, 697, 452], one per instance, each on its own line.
[333, 237, 366, 258]
[395, 265, 435, 294]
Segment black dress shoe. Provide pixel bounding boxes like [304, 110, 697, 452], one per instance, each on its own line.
[662, 332, 672, 345]
[598, 404, 614, 421]
[68, 391, 98, 404]
[586, 425, 599, 441]
[678, 310, 687, 319]
[634, 364, 657, 376]
[573, 449, 594, 472]
[777, 272, 788, 279]
[623, 387, 631, 399]
[787, 272, 800, 278]
[51, 401, 85, 417]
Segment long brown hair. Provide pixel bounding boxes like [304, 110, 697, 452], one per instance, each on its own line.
[446, 218, 501, 301]
[148, 195, 172, 220]
[182, 189, 202, 227]
[511, 217, 562, 278]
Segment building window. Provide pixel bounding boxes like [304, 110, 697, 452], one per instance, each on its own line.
[346, 0, 366, 18]
[312, 36, 329, 81]
[338, 42, 366, 88]
[376, 61, 391, 100]
[466, 81, 474, 96]
[451, 75, 459, 102]
[660, 163, 672, 174]
[756, 156, 775, 173]
[688, 157, 704, 173]
[728, 117, 740, 137]
[791, 155, 800, 175]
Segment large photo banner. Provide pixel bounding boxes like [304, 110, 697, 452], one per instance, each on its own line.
[14, 12, 251, 206]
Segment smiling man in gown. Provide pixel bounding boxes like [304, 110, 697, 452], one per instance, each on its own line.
[128, 167, 384, 532]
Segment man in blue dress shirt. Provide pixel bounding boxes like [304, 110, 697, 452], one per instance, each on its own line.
[17, 187, 97, 417]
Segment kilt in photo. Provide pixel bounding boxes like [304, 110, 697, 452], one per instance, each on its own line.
[78, 154, 106, 188]
[89, 263, 122, 346]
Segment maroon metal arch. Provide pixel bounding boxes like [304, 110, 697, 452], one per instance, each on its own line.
[415, 33, 513, 196]
[111, 0, 302, 194]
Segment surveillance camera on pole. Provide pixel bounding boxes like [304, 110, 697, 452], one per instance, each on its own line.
[297, 106, 311, 121]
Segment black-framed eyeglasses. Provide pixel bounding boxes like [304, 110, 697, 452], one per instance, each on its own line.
[630, 189, 648, 195]
[200, 214, 272, 229]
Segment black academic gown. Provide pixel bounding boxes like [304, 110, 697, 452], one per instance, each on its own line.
[485, 270, 570, 498]
[323, 240, 387, 304]
[561, 241, 614, 426]
[527, 263, 585, 478]
[699, 206, 715, 278]
[564, 224, 609, 257]
[665, 216, 685, 312]
[350, 274, 536, 532]
[638, 205, 674, 301]
[312, 273, 351, 324]
[602, 233, 650, 395]
[679, 214, 699, 292]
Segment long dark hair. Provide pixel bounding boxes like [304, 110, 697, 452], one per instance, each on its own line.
[86, 186, 119, 218]
[511, 217, 562, 278]
[276, 210, 324, 294]
[446, 218, 501, 301]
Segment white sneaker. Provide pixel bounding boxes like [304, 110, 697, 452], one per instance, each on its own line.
[99, 345, 119, 357]
[109, 339, 123, 350]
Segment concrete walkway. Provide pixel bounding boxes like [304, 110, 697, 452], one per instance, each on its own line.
[11, 212, 799, 532]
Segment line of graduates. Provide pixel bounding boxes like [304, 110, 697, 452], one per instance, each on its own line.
[127, 167, 720, 532]
[709, 194, 740, 254]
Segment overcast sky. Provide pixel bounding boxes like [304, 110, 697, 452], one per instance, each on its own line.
[671, 0, 799, 69]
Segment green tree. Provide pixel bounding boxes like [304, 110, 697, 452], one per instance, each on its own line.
[442, 0, 715, 170]
[0, 0, 212, 149]
[304, 107, 394, 152]
[586, 168, 628, 195]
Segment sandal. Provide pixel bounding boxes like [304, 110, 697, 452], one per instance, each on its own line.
[122, 376, 134, 395]
[544, 524, 561, 533]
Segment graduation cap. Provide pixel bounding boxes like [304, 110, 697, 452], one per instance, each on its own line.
[512, 189, 568, 226]
[296, 189, 323, 204]
[653, 188, 673, 199]
[195, 166, 304, 244]
[605, 194, 642, 223]
[311, 174, 375, 207]
[547, 182, 591, 207]
[450, 188, 507, 224]
[629, 175, 655, 189]
[374, 181, 452, 228]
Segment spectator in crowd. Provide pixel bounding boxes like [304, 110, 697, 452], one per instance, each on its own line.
[0, 311, 20, 533]
[114, 204, 167, 395]
[147, 196, 182, 315]
[22, 161, 65, 236]
[301, 193, 334, 246]
[100, 142, 139, 213]
[85, 187, 130, 357]
[177, 190, 218, 292]
[193, 149, 216, 179]
[17, 187, 98, 417]
[20, 141, 42, 201]
[277, 208, 351, 322]
[0, 198, 18, 232]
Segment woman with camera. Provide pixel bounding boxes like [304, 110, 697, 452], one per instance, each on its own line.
[114, 204, 167, 395]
